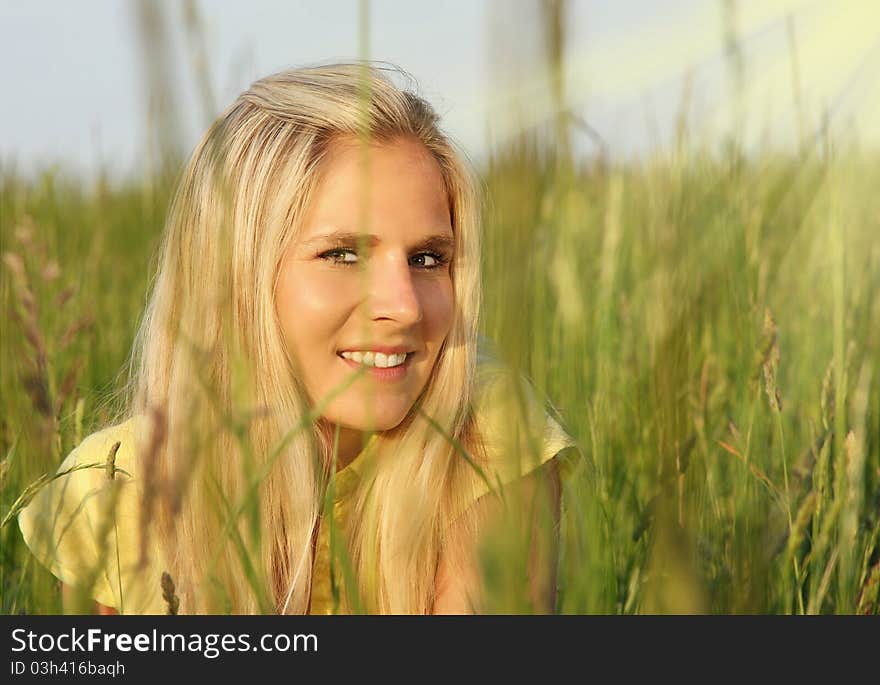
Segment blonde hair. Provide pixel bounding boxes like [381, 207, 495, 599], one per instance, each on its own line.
[125, 63, 486, 613]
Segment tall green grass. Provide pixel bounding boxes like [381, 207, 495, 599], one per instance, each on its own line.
[1, 0, 877, 614]
[3, 135, 877, 614]
[479, 137, 879, 613]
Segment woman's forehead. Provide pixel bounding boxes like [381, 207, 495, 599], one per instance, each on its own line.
[298, 139, 452, 239]
[316, 134, 446, 191]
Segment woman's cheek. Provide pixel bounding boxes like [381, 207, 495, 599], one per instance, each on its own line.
[292, 271, 359, 330]
[423, 276, 455, 337]
[295, 269, 342, 309]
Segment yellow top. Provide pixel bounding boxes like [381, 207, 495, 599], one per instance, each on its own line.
[18, 364, 578, 615]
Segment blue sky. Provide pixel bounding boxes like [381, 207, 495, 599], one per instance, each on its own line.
[2, 0, 877, 180]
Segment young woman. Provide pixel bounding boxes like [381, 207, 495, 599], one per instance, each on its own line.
[19, 63, 578, 615]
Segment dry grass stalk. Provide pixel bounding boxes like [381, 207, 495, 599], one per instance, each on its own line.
[57, 359, 84, 411]
[717, 438, 783, 503]
[785, 491, 817, 560]
[138, 407, 168, 571]
[761, 308, 783, 412]
[53, 286, 76, 308]
[2, 457, 133, 529]
[161, 572, 180, 615]
[77, 442, 127, 613]
[855, 561, 880, 615]
[0, 450, 11, 493]
[58, 314, 95, 354]
[820, 356, 835, 430]
[2, 221, 94, 432]
[105, 441, 121, 481]
[3, 251, 49, 407]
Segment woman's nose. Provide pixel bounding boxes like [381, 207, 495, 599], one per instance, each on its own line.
[367, 254, 423, 325]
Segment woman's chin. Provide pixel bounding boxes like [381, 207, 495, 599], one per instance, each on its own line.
[322, 402, 411, 435]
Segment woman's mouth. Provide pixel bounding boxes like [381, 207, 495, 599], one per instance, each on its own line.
[336, 350, 413, 380]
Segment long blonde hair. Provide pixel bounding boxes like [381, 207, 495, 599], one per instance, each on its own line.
[126, 63, 486, 613]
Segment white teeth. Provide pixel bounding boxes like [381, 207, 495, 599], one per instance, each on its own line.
[340, 351, 408, 368]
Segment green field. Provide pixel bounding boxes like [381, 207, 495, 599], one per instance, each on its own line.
[2, 131, 877, 614]
[2, 0, 878, 614]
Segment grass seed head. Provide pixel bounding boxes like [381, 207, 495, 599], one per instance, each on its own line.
[105, 441, 121, 481]
[761, 308, 783, 412]
[161, 572, 180, 615]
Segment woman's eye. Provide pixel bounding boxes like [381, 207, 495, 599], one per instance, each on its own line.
[320, 248, 446, 269]
[320, 248, 358, 264]
[410, 252, 444, 268]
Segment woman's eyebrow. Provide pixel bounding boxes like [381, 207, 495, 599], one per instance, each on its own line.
[300, 230, 455, 252]
[413, 234, 455, 253]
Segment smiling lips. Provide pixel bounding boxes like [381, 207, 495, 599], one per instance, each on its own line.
[337, 347, 414, 380]
[339, 350, 408, 368]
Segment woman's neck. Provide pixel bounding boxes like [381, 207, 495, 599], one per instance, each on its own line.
[324, 423, 370, 472]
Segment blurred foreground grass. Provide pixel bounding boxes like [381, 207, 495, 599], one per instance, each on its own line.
[2, 133, 877, 613]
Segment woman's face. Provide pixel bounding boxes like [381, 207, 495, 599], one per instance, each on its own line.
[275, 135, 455, 441]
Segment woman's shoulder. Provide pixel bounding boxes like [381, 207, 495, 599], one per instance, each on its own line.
[17, 414, 166, 614]
[461, 351, 581, 509]
[19, 415, 148, 522]
[473, 356, 577, 465]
